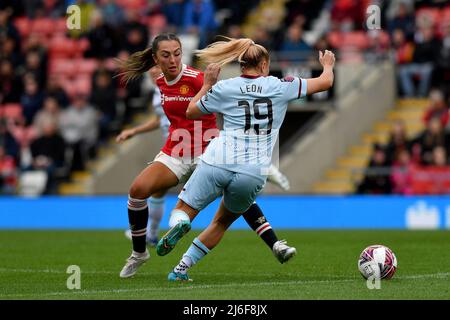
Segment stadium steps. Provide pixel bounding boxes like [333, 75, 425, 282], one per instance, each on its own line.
[311, 98, 429, 194]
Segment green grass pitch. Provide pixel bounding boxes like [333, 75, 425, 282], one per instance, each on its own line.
[0, 230, 449, 299]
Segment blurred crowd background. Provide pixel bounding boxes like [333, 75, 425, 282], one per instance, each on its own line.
[1, 0, 450, 196]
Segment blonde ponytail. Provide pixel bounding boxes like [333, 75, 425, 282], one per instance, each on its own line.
[195, 37, 269, 68]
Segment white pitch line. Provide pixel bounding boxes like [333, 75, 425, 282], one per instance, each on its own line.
[1, 273, 448, 298]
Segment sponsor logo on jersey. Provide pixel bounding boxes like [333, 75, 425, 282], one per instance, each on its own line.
[164, 95, 193, 102]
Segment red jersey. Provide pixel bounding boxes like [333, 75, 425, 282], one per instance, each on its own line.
[156, 64, 218, 158]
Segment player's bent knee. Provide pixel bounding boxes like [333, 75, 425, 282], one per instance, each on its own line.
[129, 181, 151, 200]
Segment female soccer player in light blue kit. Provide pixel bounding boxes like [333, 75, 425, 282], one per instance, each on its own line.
[156, 37, 335, 281]
[118, 65, 292, 248]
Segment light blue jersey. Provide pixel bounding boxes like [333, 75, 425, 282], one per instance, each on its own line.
[196, 75, 307, 182]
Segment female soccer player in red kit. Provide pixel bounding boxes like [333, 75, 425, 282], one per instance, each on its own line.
[116, 34, 295, 278]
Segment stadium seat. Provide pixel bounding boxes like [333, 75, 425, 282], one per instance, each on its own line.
[49, 58, 77, 76]
[74, 38, 90, 57]
[54, 18, 68, 34]
[73, 76, 92, 96]
[76, 59, 98, 75]
[48, 36, 76, 59]
[327, 31, 369, 50]
[32, 18, 55, 37]
[116, 0, 147, 10]
[145, 14, 167, 35]
[0, 103, 23, 122]
[13, 17, 31, 38]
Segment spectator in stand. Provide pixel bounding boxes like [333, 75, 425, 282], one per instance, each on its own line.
[423, 89, 448, 127]
[398, 27, 441, 97]
[0, 59, 22, 104]
[436, 23, 450, 90]
[330, 0, 365, 31]
[46, 75, 70, 109]
[98, 0, 125, 29]
[284, 0, 325, 30]
[121, 9, 149, 54]
[162, 0, 185, 32]
[390, 149, 414, 195]
[279, 24, 312, 62]
[23, 33, 47, 63]
[29, 120, 65, 194]
[39, 0, 66, 18]
[252, 26, 275, 52]
[391, 29, 414, 65]
[356, 144, 392, 194]
[0, 7, 21, 50]
[366, 30, 390, 63]
[60, 93, 98, 171]
[414, 117, 449, 165]
[0, 119, 20, 162]
[90, 70, 117, 141]
[33, 96, 61, 136]
[430, 146, 447, 167]
[84, 10, 119, 59]
[387, 0, 415, 40]
[7, 115, 37, 168]
[182, 0, 217, 48]
[20, 75, 44, 126]
[226, 24, 244, 40]
[385, 119, 412, 165]
[20, 49, 47, 89]
[0, 36, 22, 68]
[0, 144, 17, 194]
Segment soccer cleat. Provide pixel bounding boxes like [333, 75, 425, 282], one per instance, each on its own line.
[156, 220, 191, 256]
[267, 165, 290, 191]
[119, 251, 150, 278]
[272, 240, 297, 264]
[124, 229, 158, 247]
[168, 271, 192, 282]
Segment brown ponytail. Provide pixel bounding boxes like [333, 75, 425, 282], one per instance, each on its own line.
[115, 33, 182, 84]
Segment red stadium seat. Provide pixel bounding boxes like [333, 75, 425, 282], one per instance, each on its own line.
[416, 7, 440, 28]
[73, 76, 92, 97]
[13, 17, 31, 38]
[54, 18, 68, 34]
[73, 38, 90, 57]
[0, 104, 23, 122]
[76, 59, 98, 75]
[48, 35, 76, 58]
[49, 58, 77, 76]
[327, 31, 369, 50]
[116, 0, 147, 10]
[32, 18, 55, 37]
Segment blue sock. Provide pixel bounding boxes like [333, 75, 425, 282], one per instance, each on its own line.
[174, 238, 209, 274]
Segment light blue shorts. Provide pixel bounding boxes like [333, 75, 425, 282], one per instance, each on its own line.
[179, 160, 265, 214]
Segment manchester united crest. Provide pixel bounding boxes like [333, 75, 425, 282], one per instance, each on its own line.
[180, 85, 190, 94]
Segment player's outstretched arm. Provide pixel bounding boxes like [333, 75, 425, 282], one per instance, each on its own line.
[186, 63, 221, 119]
[116, 116, 161, 143]
[305, 50, 335, 95]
